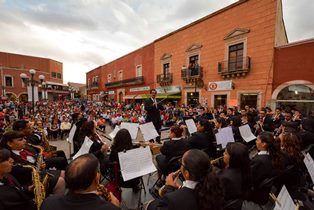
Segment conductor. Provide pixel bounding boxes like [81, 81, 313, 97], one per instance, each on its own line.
[145, 89, 163, 143]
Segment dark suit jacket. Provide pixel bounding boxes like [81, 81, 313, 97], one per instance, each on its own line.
[0, 174, 35, 210]
[147, 187, 199, 210]
[144, 98, 163, 130]
[187, 132, 216, 157]
[160, 138, 190, 161]
[254, 116, 274, 132]
[219, 168, 245, 202]
[41, 192, 120, 210]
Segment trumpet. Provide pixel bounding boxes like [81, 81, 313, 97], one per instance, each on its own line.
[97, 184, 111, 202]
[158, 169, 181, 198]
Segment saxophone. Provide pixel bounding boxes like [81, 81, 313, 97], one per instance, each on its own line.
[97, 184, 111, 201]
[38, 128, 57, 152]
[19, 164, 46, 210]
[158, 169, 181, 198]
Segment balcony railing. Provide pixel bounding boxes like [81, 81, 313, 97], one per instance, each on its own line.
[157, 73, 173, 86]
[181, 66, 203, 83]
[91, 82, 99, 89]
[218, 56, 251, 79]
[105, 76, 144, 88]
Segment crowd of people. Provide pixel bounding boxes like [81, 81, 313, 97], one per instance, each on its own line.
[0, 92, 314, 210]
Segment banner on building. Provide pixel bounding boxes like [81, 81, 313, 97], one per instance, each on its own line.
[208, 80, 233, 91]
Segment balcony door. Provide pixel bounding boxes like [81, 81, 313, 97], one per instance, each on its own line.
[228, 43, 243, 71]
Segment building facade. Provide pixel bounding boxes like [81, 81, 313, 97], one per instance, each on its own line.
[87, 0, 300, 110]
[271, 39, 314, 115]
[0, 51, 68, 101]
[87, 43, 155, 102]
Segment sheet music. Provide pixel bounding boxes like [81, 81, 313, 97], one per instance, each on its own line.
[185, 119, 197, 134]
[109, 125, 120, 139]
[118, 147, 157, 181]
[120, 122, 139, 140]
[304, 153, 314, 183]
[274, 185, 296, 210]
[67, 124, 77, 154]
[239, 124, 256, 142]
[72, 136, 93, 160]
[139, 122, 159, 141]
[215, 127, 235, 149]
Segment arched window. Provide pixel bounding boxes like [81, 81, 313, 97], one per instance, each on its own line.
[277, 84, 314, 100]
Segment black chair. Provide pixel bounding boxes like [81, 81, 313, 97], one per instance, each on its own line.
[249, 177, 274, 205]
[224, 199, 243, 210]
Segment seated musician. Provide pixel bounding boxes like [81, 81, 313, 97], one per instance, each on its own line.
[0, 131, 65, 195]
[41, 154, 120, 210]
[186, 119, 216, 158]
[276, 129, 305, 196]
[12, 120, 68, 170]
[218, 142, 250, 210]
[248, 131, 283, 204]
[147, 149, 224, 210]
[109, 128, 140, 191]
[0, 148, 36, 210]
[77, 121, 110, 176]
[156, 125, 190, 176]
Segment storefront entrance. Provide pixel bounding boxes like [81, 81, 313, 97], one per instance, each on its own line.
[187, 92, 199, 107]
[214, 94, 227, 108]
[240, 93, 258, 109]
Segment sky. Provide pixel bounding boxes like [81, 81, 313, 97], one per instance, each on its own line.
[0, 0, 313, 84]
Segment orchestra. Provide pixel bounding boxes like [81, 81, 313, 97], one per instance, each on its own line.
[0, 99, 313, 210]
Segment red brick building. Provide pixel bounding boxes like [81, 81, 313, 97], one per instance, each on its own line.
[87, 0, 293, 109]
[271, 39, 314, 114]
[0, 51, 67, 101]
[87, 43, 154, 102]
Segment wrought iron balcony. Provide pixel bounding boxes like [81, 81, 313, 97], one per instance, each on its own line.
[218, 56, 251, 79]
[181, 66, 203, 83]
[105, 76, 144, 88]
[157, 73, 173, 86]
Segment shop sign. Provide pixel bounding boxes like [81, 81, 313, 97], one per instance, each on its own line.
[208, 80, 232, 91]
[108, 91, 115, 95]
[129, 86, 150, 92]
[156, 86, 181, 94]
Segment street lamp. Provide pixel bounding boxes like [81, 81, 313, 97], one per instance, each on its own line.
[20, 69, 45, 113]
[41, 81, 47, 100]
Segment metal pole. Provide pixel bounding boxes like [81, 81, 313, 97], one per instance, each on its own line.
[31, 74, 35, 113]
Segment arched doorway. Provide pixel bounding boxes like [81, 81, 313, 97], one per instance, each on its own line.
[118, 92, 123, 102]
[273, 82, 314, 115]
[19, 93, 28, 102]
[5, 92, 17, 101]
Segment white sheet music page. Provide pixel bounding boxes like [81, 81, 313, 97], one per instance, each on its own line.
[215, 127, 235, 149]
[67, 124, 77, 144]
[273, 185, 296, 210]
[109, 125, 120, 139]
[120, 122, 139, 140]
[185, 119, 197, 134]
[118, 147, 157, 181]
[72, 136, 93, 160]
[239, 124, 256, 142]
[304, 153, 314, 183]
[139, 122, 159, 141]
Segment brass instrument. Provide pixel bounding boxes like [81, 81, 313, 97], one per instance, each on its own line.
[38, 128, 57, 152]
[210, 156, 223, 165]
[97, 184, 111, 201]
[158, 169, 181, 198]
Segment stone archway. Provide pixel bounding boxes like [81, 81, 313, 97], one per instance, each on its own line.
[5, 92, 17, 101]
[18, 93, 28, 102]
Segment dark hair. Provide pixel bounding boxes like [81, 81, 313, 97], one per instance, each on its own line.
[150, 89, 157, 94]
[184, 149, 224, 210]
[0, 131, 25, 150]
[111, 128, 133, 153]
[12, 120, 28, 131]
[215, 117, 227, 128]
[301, 118, 314, 133]
[0, 148, 11, 163]
[170, 125, 183, 138]
[65, 154, 99, 191]
[259, 131, 283, 170]
[226, 142, 250, 190]
[198, 118, 213, 133]
[78, 121, 95, 145]
[280, 131, 303, 164]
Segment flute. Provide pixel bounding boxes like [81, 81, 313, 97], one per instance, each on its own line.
[210, 156, 223, 165]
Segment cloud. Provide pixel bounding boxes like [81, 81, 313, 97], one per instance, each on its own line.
[0, 0, 313, 84]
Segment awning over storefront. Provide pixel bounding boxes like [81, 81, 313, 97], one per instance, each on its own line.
[141, 93, 181, 99]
